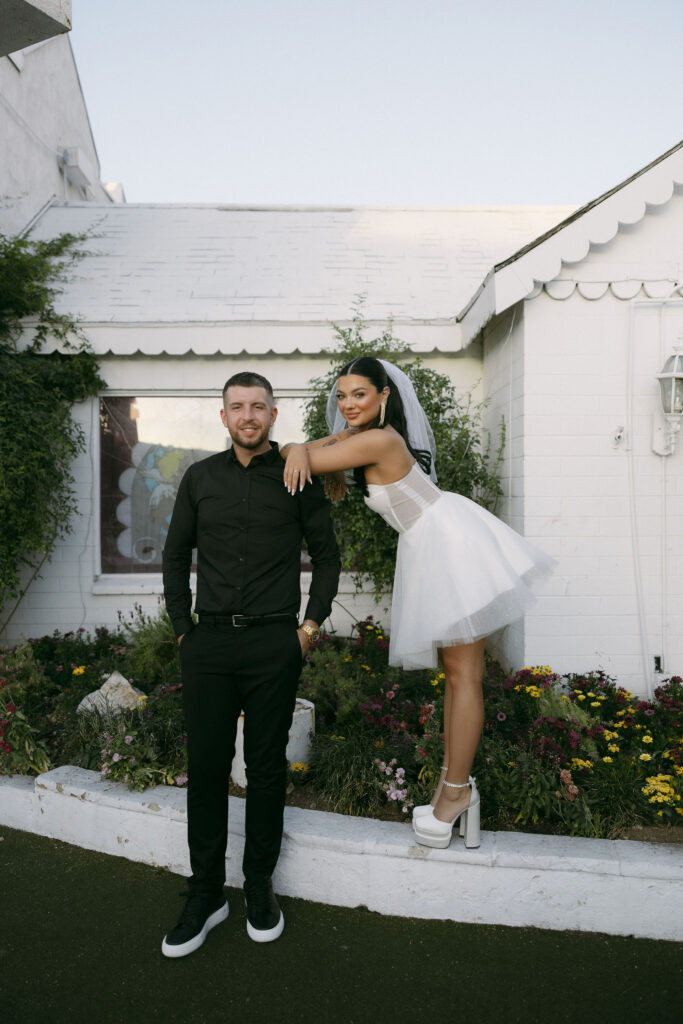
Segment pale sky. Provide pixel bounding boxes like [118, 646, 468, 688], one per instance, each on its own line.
[70, 0, 683, 208]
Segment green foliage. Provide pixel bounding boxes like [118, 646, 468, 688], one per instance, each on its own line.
[310, 727, 389, 816]
[95, 688, 187, 792]
[2, 609, 682, 835]
[302, 300, 504, 593]
[0, 231, 104, 620]
[0, 685, 51, 775]
[118, 602, 182, 691]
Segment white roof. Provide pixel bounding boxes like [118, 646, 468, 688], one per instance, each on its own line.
[30, 202, 573, 354]
[459, 140, 683, 345]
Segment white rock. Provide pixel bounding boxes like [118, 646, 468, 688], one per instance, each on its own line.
[77, 671, 146, 716]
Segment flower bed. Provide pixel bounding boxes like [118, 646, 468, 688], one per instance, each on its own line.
[1, 608, 682, 840]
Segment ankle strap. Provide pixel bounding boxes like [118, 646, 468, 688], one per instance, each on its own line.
[443, 779, 471, 789]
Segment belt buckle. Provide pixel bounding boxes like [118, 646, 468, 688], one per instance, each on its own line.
[231, 614, 247, 629]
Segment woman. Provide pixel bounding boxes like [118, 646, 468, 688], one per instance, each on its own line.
[281, 357, 554, 850]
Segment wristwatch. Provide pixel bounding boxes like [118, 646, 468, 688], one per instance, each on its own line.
[299, 623, 321, 646]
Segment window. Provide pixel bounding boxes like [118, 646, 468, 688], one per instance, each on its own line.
[99, 394, 308, 574]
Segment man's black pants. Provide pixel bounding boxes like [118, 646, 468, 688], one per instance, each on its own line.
[179, 619, 303, 894]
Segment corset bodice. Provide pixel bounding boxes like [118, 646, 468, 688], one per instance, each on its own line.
[364, 463, 441, 534]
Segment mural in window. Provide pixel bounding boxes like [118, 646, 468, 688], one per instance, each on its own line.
[100, 395, 307, 574]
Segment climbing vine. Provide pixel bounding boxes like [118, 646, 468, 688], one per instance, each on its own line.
[0, 231, 104, 623]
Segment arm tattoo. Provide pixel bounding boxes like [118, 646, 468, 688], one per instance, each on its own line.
[322, 438, 339, 448]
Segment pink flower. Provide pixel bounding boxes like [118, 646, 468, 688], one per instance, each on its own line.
[560, 769, 572, 785]
[124, 735, 133, 745]
[497, 711, 507, 722]
[112, 752, 121, 763]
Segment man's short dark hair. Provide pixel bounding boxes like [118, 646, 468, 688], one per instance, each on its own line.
[222, 372, 274, 400]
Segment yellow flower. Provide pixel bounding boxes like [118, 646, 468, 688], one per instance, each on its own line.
[608, 744, 620, 753]
[616, 710, 626, 716]
[587, 692, 596, 698]
[571, 758, 593, 771]
[602, 757, 613, 763]
[138, 694, 148, 701]
[376, 634, 384, 640]
[674, 766, 683, 776]
[507, 761, 516, 767]
[639, 753, 652, 762]
[577, 695, 586, 702]
[590, 701, 601, 707]
[604, 730, 617, 740]
[290, 762, 309, 773]
[343, 656, 352, 663]
[676, 808, 683, 816]
[525, 685, 541, 698]
[72, 665, 86, 676]
[642, 735, 653, 744]
[360, 664, 370, 671]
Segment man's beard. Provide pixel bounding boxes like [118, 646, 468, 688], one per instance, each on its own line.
[229, 424, 270, 450]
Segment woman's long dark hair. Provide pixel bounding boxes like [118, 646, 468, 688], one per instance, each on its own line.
[337, 356, 432, 494]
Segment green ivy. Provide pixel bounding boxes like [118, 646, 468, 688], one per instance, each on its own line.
[303, 301, 505, 594]
[0, 231, 104, 623]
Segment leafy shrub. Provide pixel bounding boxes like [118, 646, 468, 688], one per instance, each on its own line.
[2, 610, 682, 837]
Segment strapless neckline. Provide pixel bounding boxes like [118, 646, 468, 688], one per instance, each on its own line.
[365, 463, 418, 490]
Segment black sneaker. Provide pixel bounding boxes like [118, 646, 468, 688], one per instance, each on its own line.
[244, 878, 284, 943]
[161, 892, 228, 958]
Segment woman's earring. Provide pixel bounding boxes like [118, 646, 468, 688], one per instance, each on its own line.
[379, 401, 386, 427]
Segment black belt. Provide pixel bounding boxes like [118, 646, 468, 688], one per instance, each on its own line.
[198, 613, 297, 629]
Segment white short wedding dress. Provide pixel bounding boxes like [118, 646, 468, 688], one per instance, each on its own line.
[364, 463, 555, 670]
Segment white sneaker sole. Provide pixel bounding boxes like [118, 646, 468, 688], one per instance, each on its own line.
[161, 901, 229, 958]
[246, 910, 284, 943]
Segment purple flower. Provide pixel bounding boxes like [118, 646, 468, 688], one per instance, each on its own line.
[644, 708, 655, 716]
[112, 752, 121, 763]
[497, 711, 507, 722]
[124, 735, 133, 744]
[175, 773, 188, 787]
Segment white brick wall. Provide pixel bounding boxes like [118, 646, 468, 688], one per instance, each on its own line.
[509, 289, 683, 694]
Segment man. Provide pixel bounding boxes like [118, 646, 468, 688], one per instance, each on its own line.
[161, 371, 340, 956]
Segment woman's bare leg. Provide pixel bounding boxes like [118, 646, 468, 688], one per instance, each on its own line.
[432, 638, 486, 823]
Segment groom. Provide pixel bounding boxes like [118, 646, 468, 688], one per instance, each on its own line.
[162, 371, 340, 955]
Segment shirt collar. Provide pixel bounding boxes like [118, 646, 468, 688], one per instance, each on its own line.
[226, 441, 280, 467]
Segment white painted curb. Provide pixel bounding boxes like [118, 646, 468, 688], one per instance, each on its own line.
[1, 766, 681, 942]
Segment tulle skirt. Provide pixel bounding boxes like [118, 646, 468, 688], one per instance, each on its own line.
[388, 492, 555, 670]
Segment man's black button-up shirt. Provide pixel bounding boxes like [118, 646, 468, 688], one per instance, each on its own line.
[162, 443, 341, 638]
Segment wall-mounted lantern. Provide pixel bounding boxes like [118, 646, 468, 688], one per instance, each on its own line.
[652, 347, 683, 456]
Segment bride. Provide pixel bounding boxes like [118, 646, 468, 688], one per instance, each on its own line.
[280, 356, 554, 850]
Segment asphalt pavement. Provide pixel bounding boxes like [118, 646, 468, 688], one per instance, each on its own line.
[1, 826, 680, 1024]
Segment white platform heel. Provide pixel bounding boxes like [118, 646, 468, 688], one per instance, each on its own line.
[412, 770, 476, 820]
[412, 778, 480, 850]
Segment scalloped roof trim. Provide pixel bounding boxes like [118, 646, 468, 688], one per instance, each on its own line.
[458, 141, 683, 342]
[540, 280, 683, 301]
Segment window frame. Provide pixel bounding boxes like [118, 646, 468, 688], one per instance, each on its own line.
[92, 386, 314, 594]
